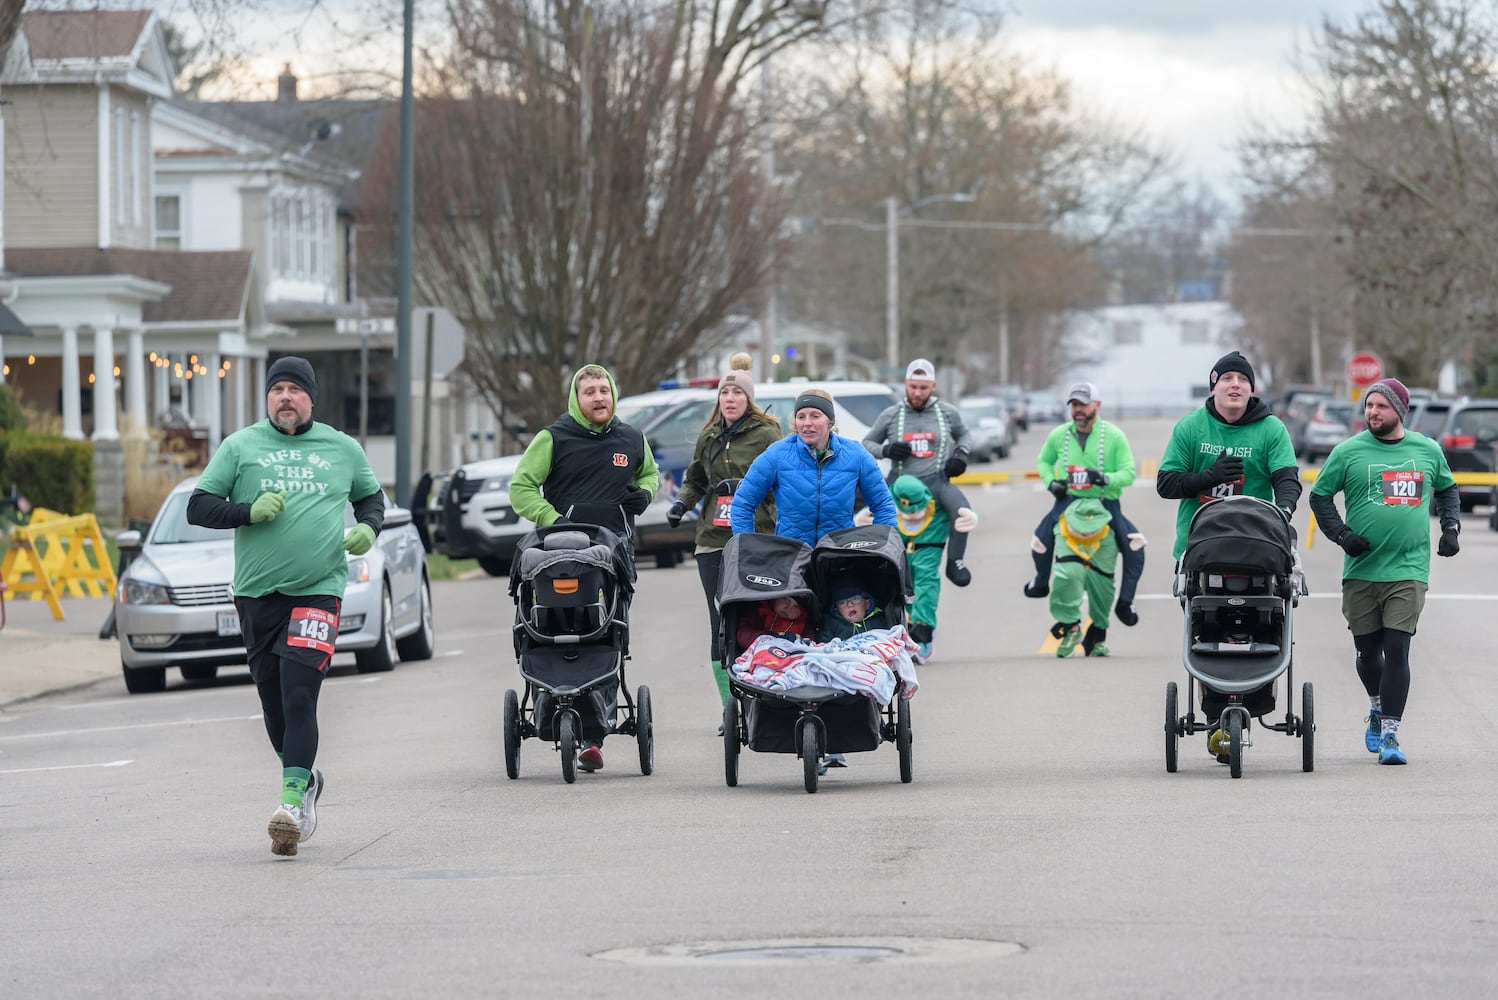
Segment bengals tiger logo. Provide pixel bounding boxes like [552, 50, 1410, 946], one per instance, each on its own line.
[612, 453, 628, 467]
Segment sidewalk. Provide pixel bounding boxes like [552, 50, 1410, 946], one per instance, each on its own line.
[0, 594, 122, 708]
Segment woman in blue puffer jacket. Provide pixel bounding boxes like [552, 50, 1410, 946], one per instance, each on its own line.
[730, 388, 898, 545]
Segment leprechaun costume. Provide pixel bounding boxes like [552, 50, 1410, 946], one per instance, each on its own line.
[1049, 496, 1118, 657]
[892, 474, 947, 656]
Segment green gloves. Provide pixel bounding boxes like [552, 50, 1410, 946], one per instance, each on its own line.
[250, 491, 287, 524]
[342, 523, 376, 555]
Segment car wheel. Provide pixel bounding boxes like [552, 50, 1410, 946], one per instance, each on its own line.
[355, 584, 398, 673]
[476, 555, 509, 577]
[395, 575, 436, 661]
[122, 663, 166, 695]
[180, 665, 218, 682]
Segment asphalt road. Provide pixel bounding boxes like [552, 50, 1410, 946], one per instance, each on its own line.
[3, 419, 1496, 998]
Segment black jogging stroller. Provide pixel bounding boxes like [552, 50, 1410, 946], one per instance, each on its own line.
[1165, 495, 1313, 778]
[718, 524, 915, 793]
[501, 522, 654, 783]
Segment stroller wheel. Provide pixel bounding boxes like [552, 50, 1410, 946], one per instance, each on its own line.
[723, 697, 740, 787]
[559, 712, 578, 785]
[636, 685, 654, 776]
[897, 694, 913, 784]
[503, 688, 521, 780]
[1301, 682, 1315, 773]
[1227, 713, 1244, 779]
[1164, 682, 1178, 774]
[800, 719, 820, 794]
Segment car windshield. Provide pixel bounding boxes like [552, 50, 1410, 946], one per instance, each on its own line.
[961, 402, 1002, 422]
[1451, 406, 1498, 443]
[827, 389, 897, 426]
[1324, 403, 1355, 424]
[149, 492, 228, 545]
[1414, 403, 1450, 436]
[614, 399, 676, 427]
[640, 399, 718, 450]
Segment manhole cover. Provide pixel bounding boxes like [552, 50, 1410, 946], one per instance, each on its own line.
[593, 937, 1023, 966]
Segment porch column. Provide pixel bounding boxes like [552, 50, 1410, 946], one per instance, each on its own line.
[253, 358, 266, 419]
[0, 334, 7, 383]
[207, 351, 223, 447]
[125, 329, 148, 438]
[233, 357, 248, 431]
[153, 358, 170, 422]
[61, 326, 83, 440]
[91, 326, 119, 440]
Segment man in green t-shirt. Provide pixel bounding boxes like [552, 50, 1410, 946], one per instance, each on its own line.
[1308, 377, 1460, 766]
[1157, 351, 1302, 762]
[188, 356, 385, 857]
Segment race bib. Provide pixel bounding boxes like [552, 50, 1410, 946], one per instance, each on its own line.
[1068, 465, 1094, 490]
[904, 431, 937, 459]
[714, 478, 741, 528]
[1381, 469, 1424, 506]
[1198, 479, 1243, 504]
[286, 606, 339, 659]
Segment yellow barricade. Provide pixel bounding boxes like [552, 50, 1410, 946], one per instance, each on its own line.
[0, 509, 118, 618]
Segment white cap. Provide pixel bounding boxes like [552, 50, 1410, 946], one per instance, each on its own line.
[905, 358, 936, 381]
[1067, 381, 1099, 405]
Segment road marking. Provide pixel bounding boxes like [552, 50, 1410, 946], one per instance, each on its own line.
[0, 714, 262, 743]
[1136, 592, 1498, 601]
[0, 759, 133, 774]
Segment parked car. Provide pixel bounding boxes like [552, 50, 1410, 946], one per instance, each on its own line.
[981, 384, 1029, 432]
[427, 454, 527, 576]
[958, 396, 1011, 461]
[115, 477, 435, 695]
[1281, 390, 1334, 458]
[1023, 390, 1066, 426]
[1435, 398, 1498, 512]
[1406, 397, 1453, 440]
[1300, 399, 1362, 463]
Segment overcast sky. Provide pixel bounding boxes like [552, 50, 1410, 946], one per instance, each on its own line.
[1002, 0, 1372, 193]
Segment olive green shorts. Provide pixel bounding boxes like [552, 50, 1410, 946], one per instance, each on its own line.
[1341, 579, 1427, 635]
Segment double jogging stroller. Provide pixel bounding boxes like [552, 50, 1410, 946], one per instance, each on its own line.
[718, 524, 916, 793]
[1165, 495, 1313, 778]
[501, 523, 655, 784]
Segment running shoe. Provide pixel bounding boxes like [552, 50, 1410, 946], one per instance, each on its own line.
[915, 641, 933, 662]
[1056, 624, 1082, 658]
[824, 753, 848, 768]
[577, 743, 604, 771]
[268, 804, 303, 857]
[1365, 712, 1382, 754]
[1085, 642, 1110, 657]
[1379, 733, 1407, 765]
[299, 768, 324, 842]
[945, 559, 971, 587]
[1207, 728, 1230, 764]
[1023, 577, 1050, 599]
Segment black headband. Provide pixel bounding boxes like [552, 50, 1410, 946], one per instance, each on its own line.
[793, 394, 835, 420]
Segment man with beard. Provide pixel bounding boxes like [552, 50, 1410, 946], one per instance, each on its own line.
[1308, 377, 1460, 766]
[188, 356, 384, 856]
[1025, 381, 1144, 646]
[1157, 351, 1301, 762]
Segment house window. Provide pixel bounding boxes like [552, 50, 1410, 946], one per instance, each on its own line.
[294, 195, 306, 278]
[155, 194, 182, 250]
[275, 195, 291, 277]
[323, 202, 335, 287]
[1113, 320, 1142, 345]
[1180, 320, 1209, 345]
[308, 193, 319, 279]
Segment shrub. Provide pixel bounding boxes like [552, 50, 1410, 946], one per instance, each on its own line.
[2, 435, 94, 514]
[0, 383, 25, 433]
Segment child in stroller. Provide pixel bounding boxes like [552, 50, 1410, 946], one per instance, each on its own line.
[819, 573, 892, 641]
[735, 596, 812, 651]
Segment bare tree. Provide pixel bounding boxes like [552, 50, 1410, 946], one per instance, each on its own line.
[355, 0, 828, 433]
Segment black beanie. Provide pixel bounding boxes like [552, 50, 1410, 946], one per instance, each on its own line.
[1209, 351, 1255, 391]
[266, 356, 317, 405]
[793, 392, 836, 421]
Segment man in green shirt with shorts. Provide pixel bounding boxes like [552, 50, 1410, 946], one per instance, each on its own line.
[189, 356, 385, 856]
[1157, 351, 1302, 761]
[1308, 377, 1460, 765]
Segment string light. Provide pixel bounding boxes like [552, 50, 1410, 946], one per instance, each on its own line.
[113, 365, 121, 377]
[27, 354, 35, 365]
[2, 364, 8, 376]
[88, 372, 96, 384]
[149, 351, 158, 362]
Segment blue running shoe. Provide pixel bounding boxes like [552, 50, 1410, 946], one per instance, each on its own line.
[1379, 733, 1407, 765]
[916, 641, 933, 662]
[1365, 712, 1382, 753]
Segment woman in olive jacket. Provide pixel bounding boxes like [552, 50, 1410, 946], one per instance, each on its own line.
[665, 354, 782, 706]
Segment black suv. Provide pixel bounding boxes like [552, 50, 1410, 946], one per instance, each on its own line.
[1435, 398, 1498, 512]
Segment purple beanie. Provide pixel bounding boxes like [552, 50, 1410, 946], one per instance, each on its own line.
[1365, 377, 1409, 419]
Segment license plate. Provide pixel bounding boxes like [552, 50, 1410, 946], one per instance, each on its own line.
[217, 611, 241, 637]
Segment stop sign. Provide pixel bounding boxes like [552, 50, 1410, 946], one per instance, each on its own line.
[1346, 351, 1383, 387]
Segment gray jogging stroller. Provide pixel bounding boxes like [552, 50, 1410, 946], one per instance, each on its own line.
[502, 522, 654, 784]
[718, 524, 915, 794]
[1166, 495, 1313, 778]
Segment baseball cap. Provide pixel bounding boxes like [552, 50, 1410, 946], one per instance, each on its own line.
[905, 358, 936, 381]
[1067, 381, 1099, 405]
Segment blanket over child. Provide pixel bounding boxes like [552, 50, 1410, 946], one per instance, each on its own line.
[730, 626, 920, 705]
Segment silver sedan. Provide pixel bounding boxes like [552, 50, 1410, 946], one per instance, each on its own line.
[114, 477, 435, 694]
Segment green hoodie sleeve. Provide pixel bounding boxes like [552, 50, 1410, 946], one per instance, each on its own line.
[510, 429, 560, 526]
[1103, 425, 1136, 499]
[634, 435, 659, 496]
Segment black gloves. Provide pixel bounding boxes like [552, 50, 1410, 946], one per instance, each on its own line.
[1438, 522, 1460, 557]
[666, 499, 687, 528]
[944, 453, 968, 478]
[1048, 479, 1069, 499]
[885, 441, 913, 460]
[1278, 506, 1295, 523]
[620, 485, 652, 516]
[1086, 467, 1109, 487]
[1336, 530, 1371, 557]
[1205, 452, 1244, 486]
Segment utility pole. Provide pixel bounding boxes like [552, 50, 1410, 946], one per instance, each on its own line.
[885, 196, 899, 375]
[394, 0, 415, 503]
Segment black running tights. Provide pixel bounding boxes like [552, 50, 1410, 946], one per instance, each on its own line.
[1353, 628, 1412, 720]
[696, 549, 723, 659]
[255, 658, 325, 770]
